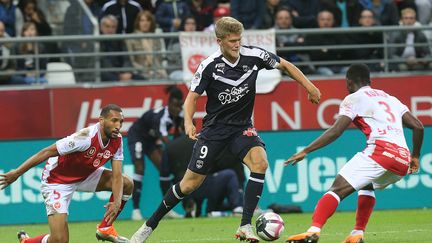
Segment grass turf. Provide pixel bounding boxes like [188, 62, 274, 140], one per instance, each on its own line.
[2, 209, 431, 242]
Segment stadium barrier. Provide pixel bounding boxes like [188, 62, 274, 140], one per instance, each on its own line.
[1, 128, 431, 225]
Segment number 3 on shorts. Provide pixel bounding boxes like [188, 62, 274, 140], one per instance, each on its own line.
[199, 145, 208, 158]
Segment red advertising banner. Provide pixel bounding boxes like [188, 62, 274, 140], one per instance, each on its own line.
[1, 75, 431, 140]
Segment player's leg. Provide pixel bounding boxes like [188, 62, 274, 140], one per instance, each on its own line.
[131, 138, 223, 242]
[17, 214, 64, 243]
[343, 184, 374, 243]
[231, 129, 267, 242]
[148, 146, 163, 170]
[129, 140, 146, 220]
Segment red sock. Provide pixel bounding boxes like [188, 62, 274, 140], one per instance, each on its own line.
[311, 192, 340, 228]
[99, 194, 127, 228]
[23, 234, 48, 243]
[355, 192, 376, 231]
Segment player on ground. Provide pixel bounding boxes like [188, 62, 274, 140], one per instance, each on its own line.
[0, 104, 133, 243]
[285, 64, 424, 243]
[128, 86, 184, 220]
[130, 16, 321, 243]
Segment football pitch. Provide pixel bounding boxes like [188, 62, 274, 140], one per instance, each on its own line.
[2, 209, 431, 243]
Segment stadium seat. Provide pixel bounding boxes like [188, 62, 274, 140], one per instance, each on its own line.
[46, 62, 76, 85]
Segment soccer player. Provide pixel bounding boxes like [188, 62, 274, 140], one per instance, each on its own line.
[130, 16, 321, 243]
[285, 64, 424, 243]
[0, 104, 133, 243]
[128, 86, 184, 220]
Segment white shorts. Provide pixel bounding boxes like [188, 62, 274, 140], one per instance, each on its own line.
[339, 152, 403, 190]
[41, 167, 106, 216]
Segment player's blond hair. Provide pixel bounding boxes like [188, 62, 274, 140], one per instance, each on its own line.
[214, 17, 244, 39]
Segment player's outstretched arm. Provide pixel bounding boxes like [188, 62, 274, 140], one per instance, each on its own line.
[0, 144, 59, 189]
[402, 111, 424, 174]
[184, 91, 200, 140]
[277, 58, 321, 104]
[285, 116, 352, 166]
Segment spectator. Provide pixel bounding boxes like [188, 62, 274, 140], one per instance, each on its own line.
[320, 0, 364, 27]
[347, 9, 384, 71]
[414, 0, 432, 25]
[126, 10, 168, 79]
[100, 0, 142, 33]
[203, 5, 230, 32]
[261, 0, 282, 29]
[282, 0, 320, 28]
[155, 0, 191, 32]
[0, 20, 15, 84]
[231, 0, 265, 29]
[99, 15, 143, 81]
[160, 134, 244, 217]
[167, 15, 197, 80]
[0, 0, 17, 36]
[359, 0, 399, 25]
[63, 0, 101, 82]
[390, 8, 432, 71]
[10, 22, 47, 84]
[274, 7, 305, 63]
[187, 0, 216, 31]
[304, 10, 348, 75]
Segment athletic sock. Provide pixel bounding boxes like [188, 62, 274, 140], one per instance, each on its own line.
[355, 190, 376, 231]
[99, 194, 131, 228]
[311, 191, 340, 228]
[132, 173, 143, 209]
[146, 183, 185, 230]
[23, 234, 49, 243]
[241, 172, 265, 226]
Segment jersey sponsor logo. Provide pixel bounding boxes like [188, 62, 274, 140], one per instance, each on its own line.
[85, 146, 97, 158]
[93, 159, 101, 167]
[103, 150, 112, 159]
[218, 84, 250, 105]
[196, 159, 204, 169]
[215, 63, 225, 74]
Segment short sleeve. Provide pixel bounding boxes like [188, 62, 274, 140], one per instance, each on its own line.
[56, 133, 91, 155]
[190, 60, 212, 94]
[113, 139, 124, 161]
[338, 95, 357, 120]
[257, 48, 280, 70]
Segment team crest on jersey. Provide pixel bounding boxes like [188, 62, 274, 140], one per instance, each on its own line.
[85, 147, 96, 158]
[103, 150, 112, 159]
[68, 141, 75, 149]
[196, 160, 204, 169]
[54, 202, 61, 210]
[242, 65, 250, 72]
[93, 159, 101, 167]
[215, 63, 225, 74]
[218, 84, 249, 105]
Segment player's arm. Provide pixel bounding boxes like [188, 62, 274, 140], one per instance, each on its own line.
[104, 159, 124, 224]
[0, 144, 59, 189]
[184, 91, 200, 140]
[285, 115, 352, 165]
[402, 111, 424, 174]
[277, 58, 321, 104]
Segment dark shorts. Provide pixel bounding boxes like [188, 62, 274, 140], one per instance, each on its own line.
[127, 138, 161, 162]
[187, 127, 265, 175]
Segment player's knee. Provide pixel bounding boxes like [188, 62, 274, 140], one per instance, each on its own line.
[250, 159, 268, 173]
[49, 234, 68, 243]
[123, 175, 134, 194]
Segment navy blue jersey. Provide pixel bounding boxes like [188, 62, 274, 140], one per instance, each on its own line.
[190, 45, 280, 139]
[128, 106, 183, 142]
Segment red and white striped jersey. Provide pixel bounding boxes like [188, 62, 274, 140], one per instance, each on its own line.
[42, 124, 123, 184]
[339, 86, 411, 175]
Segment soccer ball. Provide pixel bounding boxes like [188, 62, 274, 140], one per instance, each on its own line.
[255, 212, 285, 241]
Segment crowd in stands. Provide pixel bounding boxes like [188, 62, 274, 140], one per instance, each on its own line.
[0, 0, 431, 85]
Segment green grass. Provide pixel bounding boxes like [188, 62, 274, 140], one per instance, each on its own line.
[2, 209, 432, 242]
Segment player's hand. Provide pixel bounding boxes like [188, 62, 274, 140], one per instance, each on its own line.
[408, 157, 420, 174]
[308, 87, 321, 104]
[103, 201, 121, 225]
[185, 122, 197, 140]
[0, 170, 20, 190]
[284, 151, 307, 166]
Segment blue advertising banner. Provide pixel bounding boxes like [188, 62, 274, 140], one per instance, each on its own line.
[1, 128, 431, 225]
